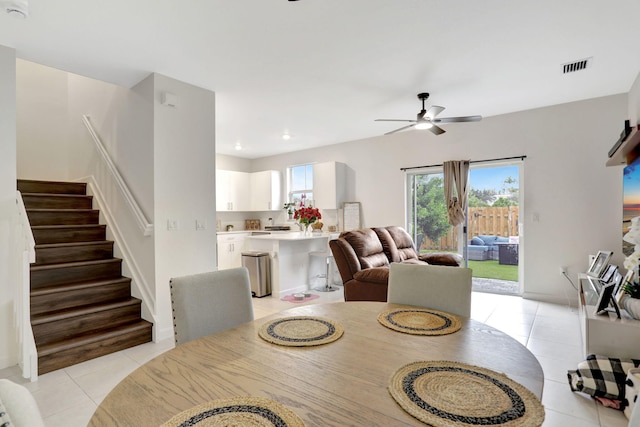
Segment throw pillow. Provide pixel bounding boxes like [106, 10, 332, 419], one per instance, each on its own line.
[470, 236, 484, 246]
[568, 354, 640, 401]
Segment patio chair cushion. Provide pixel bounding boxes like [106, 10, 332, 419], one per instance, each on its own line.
[477, 235, 499, 245]
[470, 236, 484, 246]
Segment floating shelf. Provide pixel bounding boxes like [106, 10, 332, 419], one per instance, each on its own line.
[607, 125, 640, 166]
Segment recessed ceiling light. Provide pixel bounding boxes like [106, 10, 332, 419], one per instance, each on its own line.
[4, 0, 28, 19]
[282, 133, 291, 140]
[234, 142, 242, 151]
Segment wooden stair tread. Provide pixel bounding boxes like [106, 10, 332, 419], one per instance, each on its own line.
[31, 224, 105, 230]
[21, 192, 91, 198]
[27, 208, 98, 212]
[37, 320, 152, 357]
[31, 277, 130, 297]
[31, 297, 141, 325]
[35, 240, 113, 249]
[30, 257, 121, 271]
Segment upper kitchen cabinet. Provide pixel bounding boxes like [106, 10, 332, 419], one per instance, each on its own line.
[313, 161, 348, 210]
[216, 170, 250, 211]
[250, 170, 281, 211]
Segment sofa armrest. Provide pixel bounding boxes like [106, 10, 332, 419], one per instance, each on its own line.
[330, 238, 361, 283]
[353, 267, 389, 284]
[419, 252, 463, 267]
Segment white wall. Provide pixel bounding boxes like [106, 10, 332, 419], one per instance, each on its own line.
[16, 61, 69, 180]
[251, 94, 627, 304]
[629, 72, 640, 125]
[0, 45, 17, 368]
[15, 62, 218, 342]
[152, 73, 217, 339]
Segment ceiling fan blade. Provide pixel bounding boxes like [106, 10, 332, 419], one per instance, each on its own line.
[384, 124, 416, 135]
[375, 119, 417, 123]
[429, 124, 446, 135]
[432, 115, 482, 123]
[425, 105, 445, 120]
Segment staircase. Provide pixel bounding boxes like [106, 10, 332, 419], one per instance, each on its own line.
[18, 179, 153, 375]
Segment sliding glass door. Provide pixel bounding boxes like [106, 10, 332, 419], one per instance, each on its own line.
[406, 160, 523, 295]
[406, 168, 463, 256]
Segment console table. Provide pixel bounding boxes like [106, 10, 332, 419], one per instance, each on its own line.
[579, 274, 640, 358]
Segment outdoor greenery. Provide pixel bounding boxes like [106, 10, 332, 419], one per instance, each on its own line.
[467, 260, 518, 282]
[414, 176, 450, 243]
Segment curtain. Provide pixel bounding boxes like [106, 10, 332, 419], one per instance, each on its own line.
[443, 160, 470, 227]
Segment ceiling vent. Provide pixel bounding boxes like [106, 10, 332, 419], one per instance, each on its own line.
[562, 57, 592, 74]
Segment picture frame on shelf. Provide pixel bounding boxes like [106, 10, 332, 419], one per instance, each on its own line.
[587, 251, 613, 278]
[616, 269, 635, 305]
[594, 281, 621, 318]
[601, 264, 618, 283]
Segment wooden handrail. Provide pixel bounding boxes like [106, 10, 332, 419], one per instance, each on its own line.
[82, 115, 153, 236]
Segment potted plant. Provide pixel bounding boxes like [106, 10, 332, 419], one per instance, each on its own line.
[283, 202, 295, 219]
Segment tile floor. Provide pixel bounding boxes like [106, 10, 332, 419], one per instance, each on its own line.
[0, 289, 630, 427]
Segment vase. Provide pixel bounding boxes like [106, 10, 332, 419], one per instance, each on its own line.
[304, 224, 312, 236]
[622, 294, 640, 320]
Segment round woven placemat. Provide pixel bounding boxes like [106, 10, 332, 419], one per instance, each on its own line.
[389, 361, 545, 427]
[258, 316, 344, 347]
[161, 397, 305, 427]
[377, 308, 462, 335]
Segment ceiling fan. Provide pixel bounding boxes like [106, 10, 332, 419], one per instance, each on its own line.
[375, 92, 482, 135]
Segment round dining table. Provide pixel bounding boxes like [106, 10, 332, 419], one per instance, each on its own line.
[89, 302, 544, 426]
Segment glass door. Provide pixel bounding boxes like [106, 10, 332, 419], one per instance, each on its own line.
[406, 169, 463, 257]
[407, 160, 523, 296]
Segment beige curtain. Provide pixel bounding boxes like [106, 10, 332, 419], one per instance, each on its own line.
[443, 160, 470, 226]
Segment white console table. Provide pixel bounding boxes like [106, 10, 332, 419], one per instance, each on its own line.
[579, 274, 640, 359]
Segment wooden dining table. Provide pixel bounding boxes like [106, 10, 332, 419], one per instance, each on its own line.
[89, 302, 544, 426]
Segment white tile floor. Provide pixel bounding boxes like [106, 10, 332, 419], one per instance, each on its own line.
[0, 290, 630, 427]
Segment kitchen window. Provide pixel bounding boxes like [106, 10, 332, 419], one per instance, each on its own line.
[287, 163, 313, 204]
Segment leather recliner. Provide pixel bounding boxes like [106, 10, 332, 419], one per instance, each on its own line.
[329, 226, 462, 302]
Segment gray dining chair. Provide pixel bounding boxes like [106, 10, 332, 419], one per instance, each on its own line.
[387, 263, 473, 317]
[170, 267, 254, 345]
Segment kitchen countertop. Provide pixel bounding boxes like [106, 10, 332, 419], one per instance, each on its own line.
[246, 231, 333, 240]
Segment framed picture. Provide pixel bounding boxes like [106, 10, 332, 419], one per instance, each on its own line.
[601, 264, 618, 283]
[587, 251, 613, 278]
[616, 269, 634, 305]
[594, 282, 620, 317]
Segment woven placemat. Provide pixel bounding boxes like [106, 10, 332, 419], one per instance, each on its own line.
[389, 361, 545, 427]
[161, 396, 305, 427]
[258, 316, 344, 347]
[377, 308, 462, 335]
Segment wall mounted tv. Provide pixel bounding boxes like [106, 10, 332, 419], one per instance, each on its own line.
[623, 155, 640, 256]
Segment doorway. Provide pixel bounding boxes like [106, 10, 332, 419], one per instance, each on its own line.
[406, 160, 522, 295]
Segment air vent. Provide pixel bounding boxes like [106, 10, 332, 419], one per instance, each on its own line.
[562, 57, 592, 74]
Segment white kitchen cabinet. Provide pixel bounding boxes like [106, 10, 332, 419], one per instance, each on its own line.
[216, 170, 250, 211]
[313, 161, 347, 209]
[217, 232, 249, 270]
[250, 170, 281, 211]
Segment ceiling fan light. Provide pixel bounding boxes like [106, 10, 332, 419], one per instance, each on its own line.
[414, 122, 433, 130]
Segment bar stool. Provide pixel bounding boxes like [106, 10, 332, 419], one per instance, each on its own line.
[309, 251, 338, 292]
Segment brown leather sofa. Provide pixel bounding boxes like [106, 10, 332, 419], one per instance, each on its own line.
[329, 226, 462, 302]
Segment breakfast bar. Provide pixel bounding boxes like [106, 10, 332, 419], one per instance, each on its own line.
[245, 232, 333, 297]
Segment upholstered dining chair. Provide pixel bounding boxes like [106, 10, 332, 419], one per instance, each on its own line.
[0, 379, 45, 427]
[170, 267, 254, 345]
[387, 263, 473, 317]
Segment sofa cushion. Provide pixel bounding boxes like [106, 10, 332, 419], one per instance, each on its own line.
[496, 236, 509, 243]
[377, 226, 420, 262]
[478, 235, 499, 245]
[353, 267, 389, 284]
[341, 229, 389, 269]
[419, 252, 463, 267]
[470, 236, 484, 246]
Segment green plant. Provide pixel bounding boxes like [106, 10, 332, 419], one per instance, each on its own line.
[283, 202, 295, 214]
[623, 280, 640, 298]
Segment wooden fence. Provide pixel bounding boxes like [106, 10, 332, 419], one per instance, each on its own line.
[420, 206, 519, 251]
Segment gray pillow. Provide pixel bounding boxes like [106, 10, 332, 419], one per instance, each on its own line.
[470, 236, 484, 246]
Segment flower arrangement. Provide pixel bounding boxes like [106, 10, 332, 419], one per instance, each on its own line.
[294, 206, 322, 226]
[294, 196, 321, 227]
